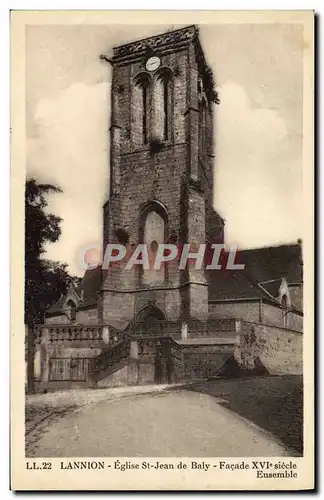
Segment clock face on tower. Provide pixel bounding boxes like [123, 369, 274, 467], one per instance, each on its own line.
[145, 56, 161, 72]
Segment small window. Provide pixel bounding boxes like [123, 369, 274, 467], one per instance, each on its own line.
[281, 295, 288, 328]
[66, 300, 76, 322]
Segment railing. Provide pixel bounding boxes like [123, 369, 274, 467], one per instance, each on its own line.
[127, 318, 236, 337]
[107, 325, 129, 345]
[34, 323, 130, 346]
[34, 325, 102, 344]
[90, 336, 131, 381]
[188, 318, 236, 332]
[127, 320, 182, 339]
[34, 318, 237, 345]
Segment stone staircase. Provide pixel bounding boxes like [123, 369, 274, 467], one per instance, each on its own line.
[34, 319, 239, 391]
[87, 321, 238, 387]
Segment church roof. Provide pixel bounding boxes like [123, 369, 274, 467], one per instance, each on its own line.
[46, 266, 102, 314]
[75, 265, 102, 307]
[208, 269, 271, 302]
[208, 243, 302, 302]
[237, 243, 302, 285]
[46, 295, 65, 314]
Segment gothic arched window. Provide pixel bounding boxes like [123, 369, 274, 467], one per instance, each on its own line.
[143, 211, 165, 285]
[132, 73, 151, 146]
[66, 300, 76, 322]
[139, 201, 168, 286]
[153, 69, 172, 142]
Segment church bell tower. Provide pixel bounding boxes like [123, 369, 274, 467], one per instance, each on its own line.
[100, 25, 224, 329]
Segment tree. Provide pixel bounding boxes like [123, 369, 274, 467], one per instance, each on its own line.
[25, 178, 81, 392]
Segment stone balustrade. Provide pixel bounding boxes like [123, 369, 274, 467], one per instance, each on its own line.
[35, 324, 104, 345]
[34, 317, 238, 346]
[187, 318, 237, 337]
[127, 320, 183, 338]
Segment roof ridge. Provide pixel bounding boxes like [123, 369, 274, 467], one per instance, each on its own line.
[238, 243, 300, 253]
[259, 278, 283, 284]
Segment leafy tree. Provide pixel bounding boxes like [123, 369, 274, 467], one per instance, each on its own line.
[25, 178, 80, 326]
[25, 178, 81, 393]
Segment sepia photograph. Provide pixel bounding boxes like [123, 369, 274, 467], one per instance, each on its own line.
[10, 10, 314, 490]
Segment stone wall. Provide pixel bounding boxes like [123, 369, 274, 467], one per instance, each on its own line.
[35, 312, 303, 392]
[286, 309, 303, 332]
[209, 300, 303, 332]
[209, 301, 261, 323]
[77, 307, 99, 324]
[100, 288, 184, 329]
[44, 314, 67, 325]
[45, 307, 98, 326]
[288, 283, 303, 311]
[182, 343, 235, 379]
[96, 336, 184, 387]
[262, 302, 303, 332]
[186, 317, 238, 339]
[239, 321, 303, 375]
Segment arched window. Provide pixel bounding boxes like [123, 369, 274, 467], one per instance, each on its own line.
[66, 300, 76, 322]
[139, 201, 168, 286]
[143, 211, 165, 285]
[132, 73, 151, 146]
[199, 98, 207, 157]
[163, 77, 169, 140]
[153, 69, 172, 142]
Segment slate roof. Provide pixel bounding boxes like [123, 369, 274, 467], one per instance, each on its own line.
[46, 295, 65, 314]
[208, 269, 272, 302]
[208, 243, 302, 302]
[237, 244, 302, 284]
[75, 265, 102, 307]
[46, 266, 102, 314]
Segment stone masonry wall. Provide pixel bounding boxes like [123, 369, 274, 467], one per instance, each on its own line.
[182, 343, 235, 379]
[288, 284, 303, 311]
[240, 321, 303, 375]
[262, 302, 303, 332]
[209, 301, 261, 323]
[45, 307, 99, 326]
[209, 300, 303, 333]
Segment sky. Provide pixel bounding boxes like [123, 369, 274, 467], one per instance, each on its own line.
[26, 23, 304, 277]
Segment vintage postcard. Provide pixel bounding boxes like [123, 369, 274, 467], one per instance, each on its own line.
[11, 10, 314, 491]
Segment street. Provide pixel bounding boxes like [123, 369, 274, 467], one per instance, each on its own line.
[28, 385, 295, 457]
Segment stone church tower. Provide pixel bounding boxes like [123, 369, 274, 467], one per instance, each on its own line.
[100, 25, 224, 329]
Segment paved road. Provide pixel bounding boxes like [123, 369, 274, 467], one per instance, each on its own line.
[31, 389, 291, 457]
